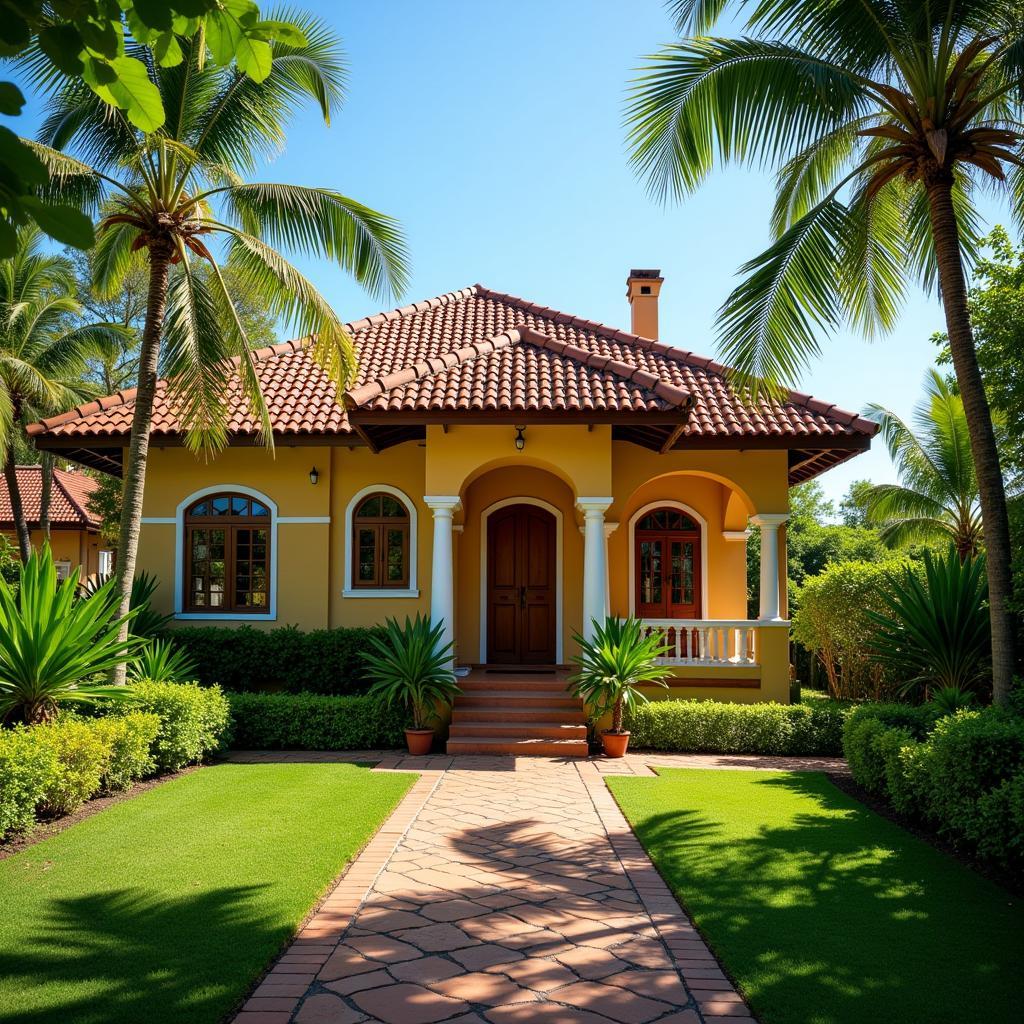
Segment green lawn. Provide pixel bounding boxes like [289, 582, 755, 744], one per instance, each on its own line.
[0, 762, 415, 1024]
[608, 768, 1023, 1024]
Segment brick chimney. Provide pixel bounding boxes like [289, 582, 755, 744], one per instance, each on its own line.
[626, 269, 663, 339]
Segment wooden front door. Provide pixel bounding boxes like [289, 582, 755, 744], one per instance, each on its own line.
[487, 504, 557, 664]
[635, 507, 702, 619]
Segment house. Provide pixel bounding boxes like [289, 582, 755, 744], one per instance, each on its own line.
[0, 465, 111, 579]
[28, 271, 875, 710]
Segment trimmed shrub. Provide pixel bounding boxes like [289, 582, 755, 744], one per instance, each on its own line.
[37, 718, 111, 817]
[120, 681, 231, 771]
[91, 712, 159, 791]
[843, 704, 936, 793]
[975, 772, 1024, 870]
[166, 625, 388, 694]
[0, 726, 59, 837]
[885, 740, 933, 817]
[623, 698, 849, 756]
[228, 692, 406, 750]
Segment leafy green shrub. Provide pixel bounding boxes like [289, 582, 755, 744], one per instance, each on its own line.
[90, 712, 159, 791]
[228, 692, 406, 750]
[36, 718, 111, 817]
[842, 703, 936, 793]
[922, 709, 1024, 841]
[0, 725, 58, 836]
[885, 740, 933, 817]
[623, 698, 850, 755]
[166, 625, 389, 694]
[793, 559, 911, 700]
[119, 681, 231, 771]
[975, 772, 1024, 870]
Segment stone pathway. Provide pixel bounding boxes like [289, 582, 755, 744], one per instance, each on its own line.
[231, 751, 843, 1024]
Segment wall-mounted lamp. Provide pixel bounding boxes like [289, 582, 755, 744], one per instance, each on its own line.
[514, 425, 526, 452]
[309, 466, 319, 485]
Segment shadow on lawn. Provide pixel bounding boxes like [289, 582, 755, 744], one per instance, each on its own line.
[626, 771, 1023, 1024]
[0, 885, 287, 1024]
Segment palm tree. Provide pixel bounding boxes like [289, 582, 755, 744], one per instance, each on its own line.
[0, 227, 123, 560]
[865, 370, 983, 559]
[626, 0, 1022, 704]
[24, 12, 409, 681]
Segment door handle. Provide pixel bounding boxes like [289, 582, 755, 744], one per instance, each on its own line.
[520, 585, 526, 610]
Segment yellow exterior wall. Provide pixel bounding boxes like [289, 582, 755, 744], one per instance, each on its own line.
[1, 528, 102, 576]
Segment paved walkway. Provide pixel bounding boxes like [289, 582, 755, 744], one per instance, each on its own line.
[232, 752, 843, 1024]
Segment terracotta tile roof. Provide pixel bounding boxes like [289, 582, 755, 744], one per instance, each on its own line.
[26, 284, 877, 444]
[0, 466, 100, 529]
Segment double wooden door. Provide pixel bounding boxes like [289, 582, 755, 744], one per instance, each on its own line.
[486, 504, 556, 664]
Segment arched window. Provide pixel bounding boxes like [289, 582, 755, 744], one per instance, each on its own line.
[635, 506, 702, 619]
[184, 493, 270, 612]
[352, 491, 410, 589]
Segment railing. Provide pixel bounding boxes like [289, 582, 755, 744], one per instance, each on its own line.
[640, 619, 761, 666]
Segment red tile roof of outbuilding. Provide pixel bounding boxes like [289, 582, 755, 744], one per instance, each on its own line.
[0, 466, 100, 529]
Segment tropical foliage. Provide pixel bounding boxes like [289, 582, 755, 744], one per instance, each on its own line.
[129, 638, 198, 685]
[864, 371, 984, 558]
[868, 547, 990, 701]
[0, 546, 143, 724]
[363, 615, 459, 731]
[626, 0, 1021, 704]
[569, 617, 670, 733]
[80, 571, 172, 639]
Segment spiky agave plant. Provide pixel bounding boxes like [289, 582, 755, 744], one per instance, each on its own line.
[129, 638, 198, 684]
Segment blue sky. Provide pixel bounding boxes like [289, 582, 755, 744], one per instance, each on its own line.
[14, 0, 1012, 505]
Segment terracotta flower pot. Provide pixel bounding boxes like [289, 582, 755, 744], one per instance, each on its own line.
[602, 731, 630, 758]
[405, 728, 435, 756]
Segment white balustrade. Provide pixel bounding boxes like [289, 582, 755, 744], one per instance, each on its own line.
[640, 619, 760, 666]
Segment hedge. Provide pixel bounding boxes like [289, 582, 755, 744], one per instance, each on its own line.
[623, 697, 850, 756]
[228, 692, 406, 750]
[165, 625, 388, 694]
[842, 704, 1024, 870]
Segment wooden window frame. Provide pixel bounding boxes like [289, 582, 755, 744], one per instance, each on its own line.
[634, 507, 702, 620]
[183, 494, 271, 614]
[351, 493, 411, 590]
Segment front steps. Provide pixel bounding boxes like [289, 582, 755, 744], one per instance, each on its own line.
[446, 670, 588, 757]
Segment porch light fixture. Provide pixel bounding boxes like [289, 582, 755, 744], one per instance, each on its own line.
[514, 425, 526, 451]
[309, 466, 319, 486]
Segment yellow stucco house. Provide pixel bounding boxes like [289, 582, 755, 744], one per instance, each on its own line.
[30, 271, 874, 739]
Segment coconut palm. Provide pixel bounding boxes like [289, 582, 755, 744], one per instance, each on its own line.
[864, 370, 984, 558]
[0, 226, 123, 560]
[626, 0, 1022, 704]
[23, 11, 409, 680]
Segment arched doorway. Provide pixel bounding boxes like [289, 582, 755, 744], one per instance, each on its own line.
[485, 502, 557, 664]
[633, 505, 702, 619]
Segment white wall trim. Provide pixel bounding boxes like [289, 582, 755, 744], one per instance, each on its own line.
[627, 499, 710, 618]
[141, 517, 175, 525]
[173, 483, 278, 621]
[342, 483, 418, 598]
[479, 497, 563, 664]
[723, 529, 751, 542]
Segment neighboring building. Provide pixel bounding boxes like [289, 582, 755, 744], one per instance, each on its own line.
[29, 271, 875, 707]
[0, 465, 111, 579]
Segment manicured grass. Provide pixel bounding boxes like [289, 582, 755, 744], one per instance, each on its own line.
[608, 768, 1023, 1024]
[0, 762, 415, 1024]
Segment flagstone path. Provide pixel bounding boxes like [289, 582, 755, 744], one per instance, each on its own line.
[230, 751, 843, 1024]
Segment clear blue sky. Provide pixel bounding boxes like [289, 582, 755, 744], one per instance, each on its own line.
[14, 0, 1012, 505]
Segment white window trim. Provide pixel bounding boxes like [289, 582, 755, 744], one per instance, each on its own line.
[479, 496, 563, 664]
[173, 484, 278, 621]
[342, 484, 419, 599]
[627, 499, 709, 618]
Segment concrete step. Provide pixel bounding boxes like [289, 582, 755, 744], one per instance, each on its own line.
[448, 721, 588, 740]
[454, 691, 581, 709]
[445, 736, 589, 757]
[453, 707, 586, 724]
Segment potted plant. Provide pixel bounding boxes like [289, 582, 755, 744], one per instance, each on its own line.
[569, 616, 669, 758]
[363, 614, 460, 755]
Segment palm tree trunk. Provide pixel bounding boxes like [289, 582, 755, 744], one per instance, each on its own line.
[612, 694, 624, 733]
[3, 450, 31, 562]
[111, 242, 173, 685]
[39, 453, 53, 543]
[927, 180, 1017, 705]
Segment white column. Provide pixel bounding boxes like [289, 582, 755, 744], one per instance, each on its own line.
[425, 495, 461, 665]
[751, 514, 788, 621]
[577, 498, 614, 643]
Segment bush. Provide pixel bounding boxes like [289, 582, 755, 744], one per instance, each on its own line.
[623, 698, 850, 756]
[0, 726, 58, 837]
[975, 772, 1024, 870]
[90, 712, 159, 791]
[228, 692, 406, 750]
[842, 703, 936, 793]
[119, 681, 231, 771]
[885, 740, 933, 817]
[36, 718, 111, 817]
[165, 625, 390, 695]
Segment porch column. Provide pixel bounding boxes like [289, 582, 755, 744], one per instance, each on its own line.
[751, 513, 788, 621]
[425, 495, 461, 665]
[577, 497, 614, 643]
